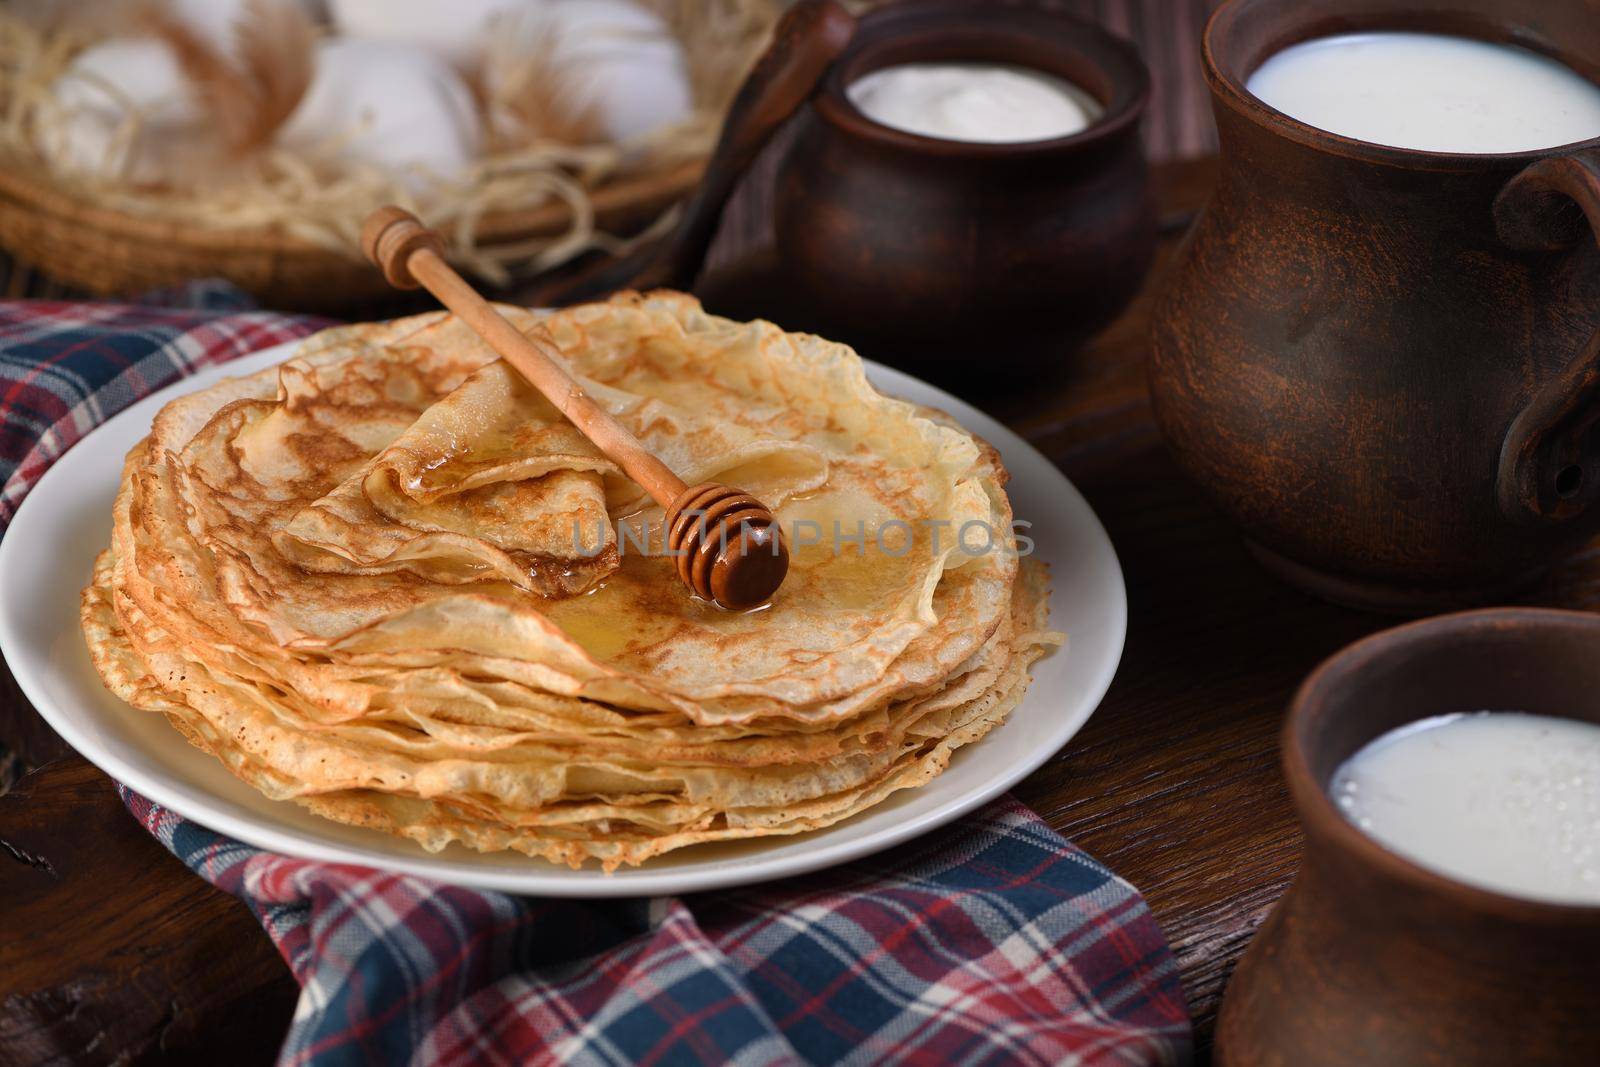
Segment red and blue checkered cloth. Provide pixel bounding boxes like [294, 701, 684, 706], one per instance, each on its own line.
[0, 289, 1191, 1067]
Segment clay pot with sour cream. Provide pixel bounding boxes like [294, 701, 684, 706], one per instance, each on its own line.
[772, 1, 1155, 377]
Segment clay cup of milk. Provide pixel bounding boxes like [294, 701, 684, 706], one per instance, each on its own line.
[772, 0, 1155, 380]
[1216, 608, 1600, 1067]
[1150, 0, 1600, 613]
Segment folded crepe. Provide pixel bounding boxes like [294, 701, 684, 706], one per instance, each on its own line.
[82, 292, 1061, 870]
[275, 361, 624, 596]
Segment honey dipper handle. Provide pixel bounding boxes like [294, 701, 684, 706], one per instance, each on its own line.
[361, 207, 687, 509]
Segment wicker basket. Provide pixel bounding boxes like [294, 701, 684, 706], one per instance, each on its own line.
[0, 157, 704, 312]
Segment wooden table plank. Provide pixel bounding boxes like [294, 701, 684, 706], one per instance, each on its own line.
[0, 760, 295, 1067]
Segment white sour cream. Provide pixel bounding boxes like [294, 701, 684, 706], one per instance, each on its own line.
[846, 62, 1101, 144]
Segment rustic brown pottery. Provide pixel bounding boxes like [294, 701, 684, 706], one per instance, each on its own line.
[1150, 0, 1600, 611]
[772, 0, 1156, 378]
[1216, 608, 1600, 1067]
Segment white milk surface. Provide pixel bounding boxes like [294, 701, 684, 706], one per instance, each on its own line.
[1246, 31, 1600, 153]
[1332, 712, 1600, 905]
[847, 62, 1101, 144]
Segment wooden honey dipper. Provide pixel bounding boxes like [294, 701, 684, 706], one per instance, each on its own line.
[361, 206, 789, 610]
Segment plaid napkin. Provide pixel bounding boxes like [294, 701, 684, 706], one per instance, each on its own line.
[0, 285, 329, 527]
[0, 288, 1191, 1067]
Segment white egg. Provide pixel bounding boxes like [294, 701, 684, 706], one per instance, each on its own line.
[278, 38, 482, 193]
[43, 38, 210, 183]
[327, 0, 539, 70]
[551, 0, 692, 141]
[498, 0, 693, 143]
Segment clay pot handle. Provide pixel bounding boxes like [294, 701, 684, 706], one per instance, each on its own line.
[1493, 149, 1600, 522]
[525, 0, 857, 305]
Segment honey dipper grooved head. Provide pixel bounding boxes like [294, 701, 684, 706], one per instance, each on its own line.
[665, 483, 789, 610]
[361, 205, 446, 290]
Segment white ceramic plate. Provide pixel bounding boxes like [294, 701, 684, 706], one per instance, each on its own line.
[0, 340, 1125, 897]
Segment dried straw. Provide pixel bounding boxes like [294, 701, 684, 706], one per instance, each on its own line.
[0, 0, 778, 287]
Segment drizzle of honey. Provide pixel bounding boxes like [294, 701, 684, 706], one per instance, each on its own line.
[781, 486, 929, 613]
[483, 463, 945, 665]
[539, 552, 718, 662]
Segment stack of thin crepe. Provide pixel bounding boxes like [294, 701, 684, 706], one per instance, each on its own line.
[82, 293, 1060, 869]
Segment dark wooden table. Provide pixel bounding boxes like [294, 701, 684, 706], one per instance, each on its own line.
[6, 157, 1598, 1065]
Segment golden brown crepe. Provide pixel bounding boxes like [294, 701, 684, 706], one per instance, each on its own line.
[82, 292, 1061, 870]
